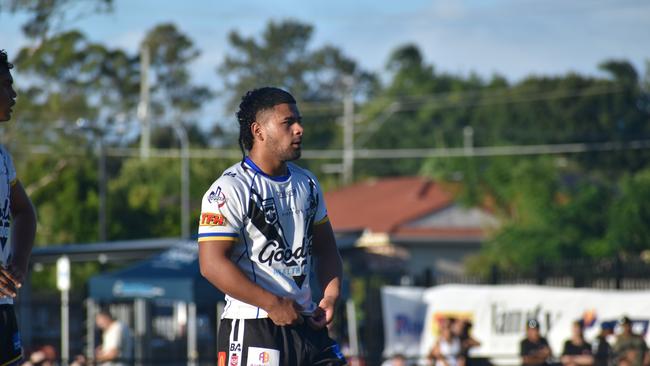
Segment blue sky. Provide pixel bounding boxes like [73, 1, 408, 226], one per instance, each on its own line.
[2, 0, 649, 126]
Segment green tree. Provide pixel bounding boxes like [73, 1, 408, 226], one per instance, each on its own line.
[143, 23, 212, 144]
[605, 169, 650, 257]
[218, 19, 377, 153]
[1, 0, 113, 39]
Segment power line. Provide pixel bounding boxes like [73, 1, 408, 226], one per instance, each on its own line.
[20, 139, 650, 160]
[296, 84, 625, 115]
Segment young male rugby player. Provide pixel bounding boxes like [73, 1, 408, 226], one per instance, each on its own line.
[198, 87, 346, 366]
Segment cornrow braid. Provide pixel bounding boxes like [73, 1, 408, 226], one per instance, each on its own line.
[0, 50, 14, 73]
[235, 87, 296, 163]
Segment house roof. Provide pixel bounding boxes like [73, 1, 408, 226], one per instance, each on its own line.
[324, 176, 450, 230]
[324, 177, 494, 241]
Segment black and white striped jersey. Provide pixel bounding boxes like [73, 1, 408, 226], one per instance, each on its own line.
[198, 157, 329, 319]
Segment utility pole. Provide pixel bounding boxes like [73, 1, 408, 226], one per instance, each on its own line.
[342, 76, 355, 185]
[173, 122, 190, 239]
[138, 43, 151, 160]
[463, 126, 474, 155]
[97, 137, 107, 241]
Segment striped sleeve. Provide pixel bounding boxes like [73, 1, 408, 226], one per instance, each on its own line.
[198, 179, 243, 243]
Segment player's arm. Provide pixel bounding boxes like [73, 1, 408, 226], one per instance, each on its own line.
[311, 218, 342, 327]
[198, 240, 303, 326]
[0, 180, 36, 297]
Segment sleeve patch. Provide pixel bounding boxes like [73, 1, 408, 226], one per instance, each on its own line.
[200, 212, 227, 226]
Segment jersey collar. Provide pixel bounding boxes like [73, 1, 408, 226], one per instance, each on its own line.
[244, 157, 291, 182]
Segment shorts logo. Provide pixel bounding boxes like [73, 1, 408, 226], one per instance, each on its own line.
[246, 347, 279, 366]
[259, 352, 269, 362]
[262, 198, 277, 225]
[332, 343, 345, 359]
[230, 353, 239, 366]
[12, 331, 21, 351]
[218, 352, 226, 366]
[201, 213, 226, 226]
[208, 187, 227, 207]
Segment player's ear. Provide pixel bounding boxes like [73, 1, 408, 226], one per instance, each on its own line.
[251, 121, 264, 142]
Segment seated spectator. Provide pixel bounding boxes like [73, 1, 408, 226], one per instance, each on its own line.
[431, 320, 464, 366]
[613, 316, 648, 366]
[593, 322, 614, 366]
[452, 319, 481, 361]
[382, 353, 408, 366]
[520, 319, 552, 366]
[561, 320, 594, 366]
[22, 345, 57, 366]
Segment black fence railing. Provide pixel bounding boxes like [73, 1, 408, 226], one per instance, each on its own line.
[413, 257, 650, 290]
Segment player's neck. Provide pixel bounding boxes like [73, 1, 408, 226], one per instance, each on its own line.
[247, 150, 288, 177]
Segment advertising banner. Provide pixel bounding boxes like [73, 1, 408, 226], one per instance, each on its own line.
[382, 284, 650, 365]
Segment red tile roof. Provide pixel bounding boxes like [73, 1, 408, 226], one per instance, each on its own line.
[324, 177, 455, 233]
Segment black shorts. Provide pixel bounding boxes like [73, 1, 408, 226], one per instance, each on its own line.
[217, 317, 347, 366]
[0, 304, 23, 366]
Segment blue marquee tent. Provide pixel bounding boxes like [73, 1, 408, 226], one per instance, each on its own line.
[88, 240, 223, 306]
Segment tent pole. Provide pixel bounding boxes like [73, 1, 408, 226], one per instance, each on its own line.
[134, 298, 147, 366]
[85, 299, 96, 362]
[187, 302, 197, 366]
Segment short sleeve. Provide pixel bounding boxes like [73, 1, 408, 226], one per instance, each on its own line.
[103, 323, 122, 351]
[198, 179, 244, 243]
[312, 176, 329, 225]
[520, 340, 528, 356]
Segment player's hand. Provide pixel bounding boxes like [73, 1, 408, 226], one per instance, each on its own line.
[0, 264, 23, 298]
[266, 296, 304, 326]
[307, 296, 337, 329]
[307, 306, 327, 329]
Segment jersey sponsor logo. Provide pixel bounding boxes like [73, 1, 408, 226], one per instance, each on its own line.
[230, 343, 242, 352]
[208, 187, 227, 207]
[258, 240, 311, 266]
[200, 212, 227, 226]
[262, 198, 277, 225]
[218, 352, 227, 366]
[273, 265, 305, 277]
[248, 187, 313, 287]
[246, 347, 279, 366]
[275, 188, 296, 199]
[223, 171, 237, 178]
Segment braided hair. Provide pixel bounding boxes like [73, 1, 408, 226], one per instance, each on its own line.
[0, 50, 14, 73]
[236, 87, 296, 162]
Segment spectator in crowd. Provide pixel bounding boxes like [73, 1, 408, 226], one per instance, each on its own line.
[593, 322, 615, 366]
[561, 320, 594, 366]
[431, 319, 464, 366]
[613, 316, 649, 366]
[382, 353, 408, 366]
[22, 345, 57, 366]
[520, 319, 552, 366]
[95, 309, 134, 366]
[452, 318, 481, 363]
